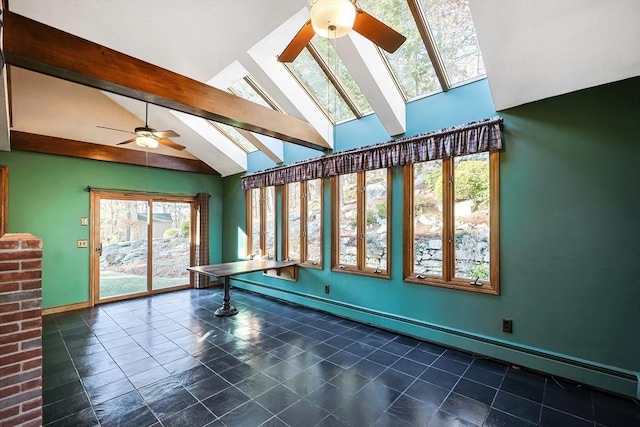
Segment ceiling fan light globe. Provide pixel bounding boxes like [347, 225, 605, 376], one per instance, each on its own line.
[310, 0, 356, 39]
[136, 135, 159, 148]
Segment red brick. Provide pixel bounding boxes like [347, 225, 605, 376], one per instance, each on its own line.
[0, 348, 41, 367]
[22, 359, 42, 372]
[0, 270, 41, 282]
[0, 283, 19, 293]
[2, 407, 41, 426]
[21, 337, 42, 351]
[0, 385, 20, 399]
[0, 240, 20, 249]
[0, 250, 42, 261]
[0, 323, 20, 334]
[20, 260, 42, 270]
[2, 369, 42, 388]
[21, 281, 42, 291]
[0, 389, 39, 411]
[0, 363, 20, 378]
[21, 317, 42, 330]
[0, 261, 20, 271]
[0, 329, 41, 345]
[21, 397, 42, 412]
[21, 417, 44, 427]
[0, 406, 20, 420]
[0, 309, 41, 324]
[20, 377, 42, 392]
[0, 343, 19, 355]
[0, 290, 41, 303]
[0, 302, 20, 314]
[22, 240, 43, 249]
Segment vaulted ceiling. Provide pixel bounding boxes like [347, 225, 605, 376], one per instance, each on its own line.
[3, 0, 639, 176]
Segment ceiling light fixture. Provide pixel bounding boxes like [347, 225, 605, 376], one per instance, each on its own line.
[310, 0, 356, 39]
[135, 135, 159, 149]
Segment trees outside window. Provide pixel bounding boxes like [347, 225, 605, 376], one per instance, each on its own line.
[332, 169, 391, 277]
[246, 186, 276, 259]
[283, 179, 323, 267]
[404, 151, 499, 293]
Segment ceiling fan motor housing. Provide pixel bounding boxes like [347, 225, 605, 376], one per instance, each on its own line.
[311, 0, 357, 38]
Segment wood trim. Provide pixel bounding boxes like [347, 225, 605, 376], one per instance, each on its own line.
[356, 172, 366, 270]
[406, 0, 450, 91]
[10, 131, 219, 175]
[3, 11, 328, 151]
[489, 151, 500, 294]
[442, 158, 454, 282]
[403, 153, 499, 295]
[303, 178, 324, 268]
[245, 190, 253, 257]
[42, 301, 91, 316]
[402, 165, 415, 280]
[89, 190, 99, 306]
[0, 165, 8, 237]
[281, 184, 290, 260]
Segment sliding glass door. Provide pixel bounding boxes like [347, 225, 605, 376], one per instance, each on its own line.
[91, 192, 196, 304]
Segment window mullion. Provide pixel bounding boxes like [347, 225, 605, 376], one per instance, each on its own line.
[300, 182, 308, 263]
[442, 158, 454, 282]
[260, 188, 267, 256]
[357, 172, 366, 270]
[406, 0, 450, 91]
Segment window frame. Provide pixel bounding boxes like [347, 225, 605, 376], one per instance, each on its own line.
[403, 152, 500, 294]
[245, 186, 276, 259]
[282, 179, 324, 269]
[331, 168, 392, 278]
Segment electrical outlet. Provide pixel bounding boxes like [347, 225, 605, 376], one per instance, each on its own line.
[80, 217, 88, 226]
[324, 284, 330, 294]
[77, 240, 88, 248]
[502, 319, 513, 333]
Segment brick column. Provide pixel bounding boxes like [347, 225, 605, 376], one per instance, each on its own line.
[0, 233, 43, 427]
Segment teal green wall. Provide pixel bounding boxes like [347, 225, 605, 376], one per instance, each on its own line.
[0, 151, 222, 309]
[224, 78, 640, 397]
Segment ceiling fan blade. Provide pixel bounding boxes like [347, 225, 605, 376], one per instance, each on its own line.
[352, 8, 406, 54]
[158, 139, 186, 151]
[152, 130, 180, 139]
[278, 20, 314, 63]
[97, 125, 135, 135]
[116, 138, 136, 146]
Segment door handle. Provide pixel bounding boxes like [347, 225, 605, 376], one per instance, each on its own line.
[95, 243, 102, 256]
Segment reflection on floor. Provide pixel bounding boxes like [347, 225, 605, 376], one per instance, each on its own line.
[42, 288, 640, 426]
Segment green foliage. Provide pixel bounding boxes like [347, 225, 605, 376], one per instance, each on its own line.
[424, 160, 489, 208]
[163, 228, 179, 239]
[469, 265, 490, 280]
[376, 203, 387, 220]
[180, 221, 190, 237]
[455, 160, 489, 206]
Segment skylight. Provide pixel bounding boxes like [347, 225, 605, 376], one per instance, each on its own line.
[285, 47, 356, 123]
[419, 0, 485, 86]
[209, 121, 258, 153]
[229, 76, 283, 112]
[312, 36, 373, 116]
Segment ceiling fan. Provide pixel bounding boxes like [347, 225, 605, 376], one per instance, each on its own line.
[278, 0, 406, 63]
[97, 103, 185, 150]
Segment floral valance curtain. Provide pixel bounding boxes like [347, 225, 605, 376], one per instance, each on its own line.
[241, 116, 502, 190]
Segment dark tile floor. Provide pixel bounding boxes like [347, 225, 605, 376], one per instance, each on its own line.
[41, 288, 640, 427]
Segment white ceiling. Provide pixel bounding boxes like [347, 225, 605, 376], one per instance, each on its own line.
[5, 0, 640, 175]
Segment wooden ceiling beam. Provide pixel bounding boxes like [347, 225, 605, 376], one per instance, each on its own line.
[3, 10, 330, 151]
[10, 131, 220, 175]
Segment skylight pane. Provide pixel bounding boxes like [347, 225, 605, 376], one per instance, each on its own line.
[358, 0, 440, 99]
[312, 36, 373, 115]
[287, 48, 355, 123]
[210, 121, 258, 153]
[229, 78, 276, 110]
[419, 0, 485, 86]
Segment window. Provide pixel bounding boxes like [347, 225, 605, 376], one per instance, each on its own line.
[246, 187, 276, 259]
[283, 179, 324, 267]
[404, 151, 499, 293]
[332, 169, 391, 277]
